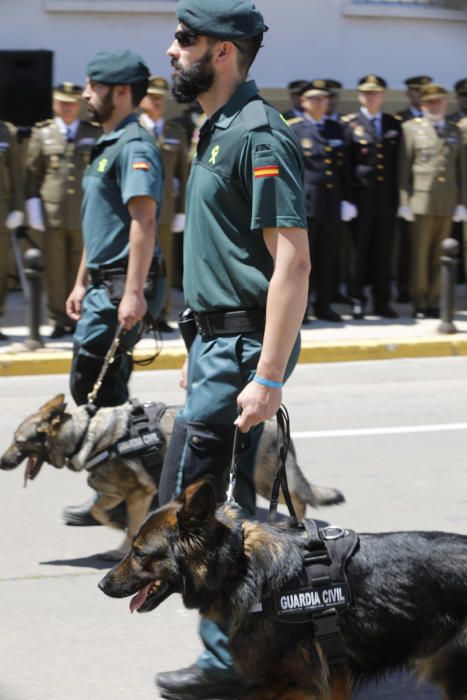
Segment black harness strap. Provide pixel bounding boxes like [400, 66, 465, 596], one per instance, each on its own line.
[268, 405, 297, 525]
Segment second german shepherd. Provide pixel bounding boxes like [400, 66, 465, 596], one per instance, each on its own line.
[0, 395, 344, 559]
[100, 478, 467, 700]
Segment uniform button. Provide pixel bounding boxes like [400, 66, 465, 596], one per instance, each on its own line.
[325, 170, 333, 175]
[377, 144, 383, 149]
[324, 159, 332, 164]
[377, 154, 383, 159]
[68, 163, 75, 168]
[437, 176, 446, 182]
[67, 188, 75, 194]
[326, 184, 334, 189]
[377, 165, 384, 170]
[68, 175, 75, 181]
[377, 176, 384, 182]
[325, 146, 332, 152]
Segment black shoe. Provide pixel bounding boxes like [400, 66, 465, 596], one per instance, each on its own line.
[426, 307, 440, 319]
[373, 306, 399, 319]
[352, 302, 364, 320]
[315, 307, 343, 323]
[0, 330, 9, 341]
[49, 325, 67, 339]
[156, 320, 176, 333]
[413, 308, 427, 320]
[63, 498, 127, 528]
[396, 291, 411, 303]
[156, 664, 245, 700]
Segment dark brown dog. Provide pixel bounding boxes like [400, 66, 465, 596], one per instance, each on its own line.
[100, 478, 467, 700]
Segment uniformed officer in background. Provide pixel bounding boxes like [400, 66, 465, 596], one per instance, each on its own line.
[449, 79, 467, 123]
[0, 120, 24, 340]
[344, 75, 402, 319]
[25, 83, 101, 338]
[63, 50, 165, 526]
[393, 76, 433, 303]
[283, 79, 308, 120]
[156, 1, 309, 697]
[398, 83, 466, 319]
[324, 79, 343, 122]
[290, 80, 354, 322]
[139, 75, 188, 331]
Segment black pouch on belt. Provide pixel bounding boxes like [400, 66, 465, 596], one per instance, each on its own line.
[178, 308, 197, 351]
[102, 259, 164, 305]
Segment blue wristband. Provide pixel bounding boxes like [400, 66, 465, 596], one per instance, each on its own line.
[253, 374, 283, 389]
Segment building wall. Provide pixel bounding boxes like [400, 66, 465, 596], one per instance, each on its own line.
[3, 0, 466, 106]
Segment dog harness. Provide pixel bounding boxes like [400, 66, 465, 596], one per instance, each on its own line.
[243, 406, 359, 665]
[84, 400, 167, 479]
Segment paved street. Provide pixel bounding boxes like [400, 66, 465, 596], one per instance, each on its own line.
[1, 357, 467, 699]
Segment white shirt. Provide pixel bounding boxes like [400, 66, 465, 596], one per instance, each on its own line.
[140, 112, 164, 138]
[54, 116, 79, 140]
[360, 107, 382, 138]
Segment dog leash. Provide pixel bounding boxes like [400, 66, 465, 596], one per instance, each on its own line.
[87, 323, 127, 408]
[268, 405, 298, 525]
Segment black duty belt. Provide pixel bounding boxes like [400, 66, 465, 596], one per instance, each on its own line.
[88, 257, 165, 286]
[194, 308, 265, 339]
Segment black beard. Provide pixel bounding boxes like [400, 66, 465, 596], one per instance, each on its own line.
[171, 51, 215, 104]
[88, 86, 115, 123]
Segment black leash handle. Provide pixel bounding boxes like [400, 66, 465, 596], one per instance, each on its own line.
[268, 405, 298, 525]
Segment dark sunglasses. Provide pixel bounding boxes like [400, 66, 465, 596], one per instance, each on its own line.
[174, 29, 199, 48]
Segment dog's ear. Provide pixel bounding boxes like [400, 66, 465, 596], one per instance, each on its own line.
[178, 477, 217, 525]
[39, 394, 67, 418]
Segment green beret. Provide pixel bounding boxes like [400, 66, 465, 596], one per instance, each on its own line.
[86, 50, 150, 85]
[176, 0, 267, 40]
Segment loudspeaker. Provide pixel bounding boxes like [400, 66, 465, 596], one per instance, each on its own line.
[0, 50, 53, 127]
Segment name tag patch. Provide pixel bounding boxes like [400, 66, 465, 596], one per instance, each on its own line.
[275, 582, 350, 616]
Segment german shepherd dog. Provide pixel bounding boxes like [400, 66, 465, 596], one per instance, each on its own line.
[0, 395, 344, 560]
[100, 478, 467, 700]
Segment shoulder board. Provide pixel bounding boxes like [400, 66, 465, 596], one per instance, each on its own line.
[393, 113, 403, 121]
[287, 116, 304, 125]
[36, 119, 53, 127]
[459, 117, 467, 127]
[243, 98, 269, 131]
[341, 113, 357, 123]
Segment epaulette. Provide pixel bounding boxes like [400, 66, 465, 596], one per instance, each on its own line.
[287, 116, 304, 125]
[394, 113, 403, 121]
[459, 117, 467, 128]
[341, 113, 357, 123]
[243, 98, 269, 131]
[36, 118, 53, 127]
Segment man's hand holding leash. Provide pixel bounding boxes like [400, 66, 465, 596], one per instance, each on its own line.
[235, 379, 282, 432]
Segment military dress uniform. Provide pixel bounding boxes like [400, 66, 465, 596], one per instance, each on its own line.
[344, 76, 402, 317]
[70, 53, 165, 407]
[399, 85, 465, 315]
[0, 120, 23, 337]
[448, 79, 467, 280]
[289, 84, 348, 320]
[26, 85, 101, 333]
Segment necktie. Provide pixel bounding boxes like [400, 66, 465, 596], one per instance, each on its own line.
[371, 117, 380, 140]
[435, 124, 444, 138]
[66, 126, 74, 142]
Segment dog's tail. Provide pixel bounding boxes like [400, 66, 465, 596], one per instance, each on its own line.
[288, 442, 345, 509]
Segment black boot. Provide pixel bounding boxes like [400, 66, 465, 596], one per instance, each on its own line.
[63, 495, 127, 528]
[156, 664, 245, 700]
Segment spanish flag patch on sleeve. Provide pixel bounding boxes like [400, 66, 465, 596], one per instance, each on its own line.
[254, 164, 280, 179]
[132, 161, 150, 171]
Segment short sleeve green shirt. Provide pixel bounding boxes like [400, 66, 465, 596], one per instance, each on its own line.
[183, 80, 306, 312]
[82, 114, 164, 269]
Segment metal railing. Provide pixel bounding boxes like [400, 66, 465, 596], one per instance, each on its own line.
[353, 0, 467, 9]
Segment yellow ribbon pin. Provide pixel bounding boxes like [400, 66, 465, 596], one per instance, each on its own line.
[97, 158, 108, 173]
[208, 145, 220, 164]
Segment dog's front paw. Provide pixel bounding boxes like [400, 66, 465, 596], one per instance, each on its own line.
[98, 549, 127, 562]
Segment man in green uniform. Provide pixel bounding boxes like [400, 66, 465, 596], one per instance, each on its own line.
[25, 83, 101, 338]
[398, 83, 466, 318]
[448, 79, 467, 124]
[139, 75, 188, 330]
[0, 120, 24, 340]
[62, 50, 165, 525]
[156, 2, 310, 699]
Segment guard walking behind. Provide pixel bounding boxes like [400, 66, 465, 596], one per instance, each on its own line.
[25, 83, 101, 338]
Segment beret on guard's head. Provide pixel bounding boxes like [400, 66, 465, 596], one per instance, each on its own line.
[86, 50, 150, 85]
[176, 0, 268, 40]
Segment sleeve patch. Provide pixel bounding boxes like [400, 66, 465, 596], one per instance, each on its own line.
[132, 161, 150, 170]
[254, 164, 280, 179]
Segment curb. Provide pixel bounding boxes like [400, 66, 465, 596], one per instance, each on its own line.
[1, 335, 467, 377]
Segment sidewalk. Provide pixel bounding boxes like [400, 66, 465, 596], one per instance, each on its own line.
[1, 286, 467, 376]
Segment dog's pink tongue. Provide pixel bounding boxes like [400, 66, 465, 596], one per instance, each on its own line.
[129, 583, 152, 614]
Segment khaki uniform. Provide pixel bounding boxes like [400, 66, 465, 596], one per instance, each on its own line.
[0, 121, 23, 316]
[25, 118, 101, 325]
[399, 117, 465, 309]
[449, 116, 467, 277]
[141, 117, 188, 314]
